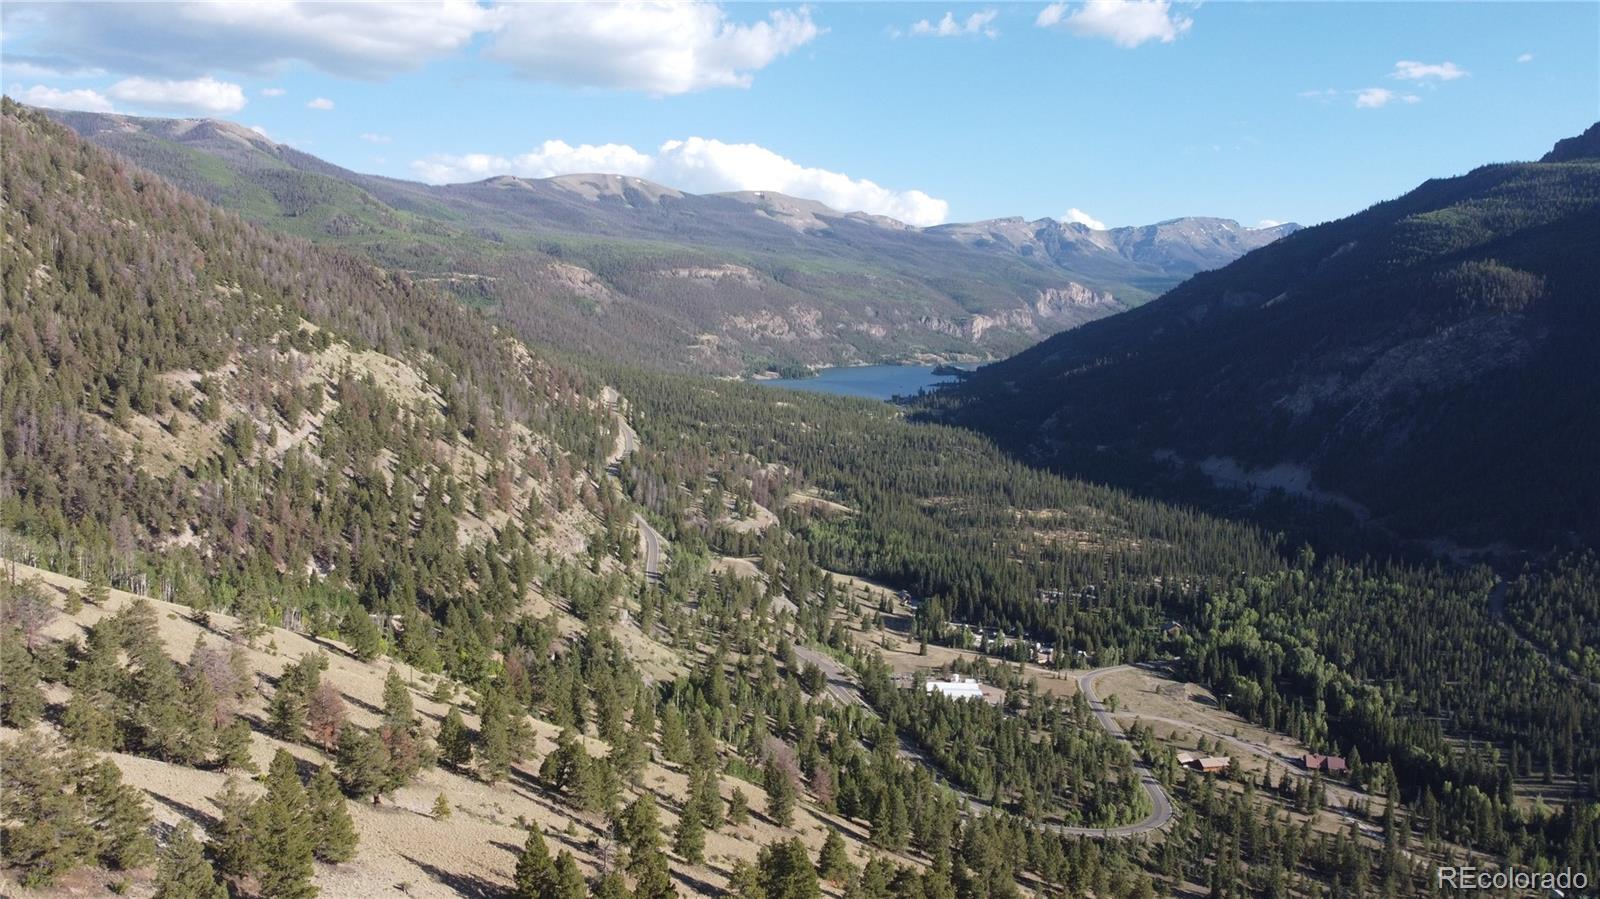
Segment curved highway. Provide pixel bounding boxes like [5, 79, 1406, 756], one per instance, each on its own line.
[604, 389, 664, 581]
[1066, 665, 1175, 837]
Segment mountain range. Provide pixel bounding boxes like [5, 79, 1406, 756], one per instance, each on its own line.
[932, 123, 1600, 550]
[48, 109, 1295, 375]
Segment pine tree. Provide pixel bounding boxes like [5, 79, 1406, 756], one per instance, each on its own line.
[726, 859, 764, 899]
[0, 733, 95, 886]
[673, 804, 706, 864]
[437, 705, 473, 768]
[336, 726, 390, 803]
[432, 793, 452, 819]
[342, 608, 382, 662]
[479, 688, 513, 784]
[216, 717, 257, 772]
[206, 776, 257, 878]
[727, 786, 751, 827]
[764, 755, 797, 827]
[180, 671, 220, 765]
[631, 849, 679, 899]
[619, 795, 677, 899]
[550, 850, 587, 899]
[116, 598, 164, 661]
[253, 749, 318, 899]
[619, 794, 662, 867]
[307, 765, 358, 863]
[152, 821, 227, 899]
[63, 684, 117, 749]
[381, 668, 416, 733]
[659, 706, 689, 763]
[758, 837, 820, 899]
[590, 870, 630, 899]
[513, 827, 555, 899]
[126, 645, 191, 761]
[83, 757, 156, 870]
[688, 764, 723, 831]
[541, 726, 586, 793]
[270, 673, 310, 743]
[87, 575, 112, 607]
[0, 627, 44, 726]
[817, 829, 853, 884]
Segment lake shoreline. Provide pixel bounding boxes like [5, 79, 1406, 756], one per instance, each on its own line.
[751, 363, 976, 401]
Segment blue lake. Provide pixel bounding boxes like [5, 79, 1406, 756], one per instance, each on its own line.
[756, 364, 970, 401]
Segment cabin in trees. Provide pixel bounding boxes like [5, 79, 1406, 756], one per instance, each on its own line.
[1301, 753, 1348, 774]
[1178, 751, 1232, 773]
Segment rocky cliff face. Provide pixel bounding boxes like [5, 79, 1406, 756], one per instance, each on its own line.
[933, 216, 1301, 280]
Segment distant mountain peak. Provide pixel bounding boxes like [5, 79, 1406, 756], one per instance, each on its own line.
[543, 172, 684, 203]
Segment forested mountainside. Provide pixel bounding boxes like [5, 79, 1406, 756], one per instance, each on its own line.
[930, 125, 1600, 550]
[2, 98, 617, 620]
[49, 109, 1291, 376]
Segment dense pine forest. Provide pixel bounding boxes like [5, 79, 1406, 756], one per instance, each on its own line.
[3, 97, 1598, 899]
[609, 370, 1599, 880]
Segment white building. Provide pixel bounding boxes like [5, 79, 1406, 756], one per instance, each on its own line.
[925, 674, 985, 701]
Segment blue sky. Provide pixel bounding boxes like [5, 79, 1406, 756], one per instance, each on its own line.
[4, 2, 1596, 228]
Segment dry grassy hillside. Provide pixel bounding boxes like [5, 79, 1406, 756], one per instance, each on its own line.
[0, 560, 919, 898]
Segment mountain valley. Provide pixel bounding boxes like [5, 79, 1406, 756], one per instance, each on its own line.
[2, 97, 1597, 899]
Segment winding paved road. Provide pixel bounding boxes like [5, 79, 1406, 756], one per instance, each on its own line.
[604, 388, 663, 581]
[1073, 666, 1176, 837]
[635, 513, 664, 581]
[793, 645, 870, 711]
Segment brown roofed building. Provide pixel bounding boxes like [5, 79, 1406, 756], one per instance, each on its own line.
[1302, 753, 1348, 774]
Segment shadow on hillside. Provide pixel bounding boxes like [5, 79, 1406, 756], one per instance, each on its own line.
[400, 853, 502, 899]
[151, 792, 219, 831]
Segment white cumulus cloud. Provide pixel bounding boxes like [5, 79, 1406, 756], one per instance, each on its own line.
[411, 137, 949, 226]
[306, 97, 334, 110]
[1062, 208, 1107, 230]
[1036, 0, 1191, 47]
[4, 0, 490, 79]
[1355, 87, 1420, 109]
[1391, 60, 1467, 81]
[106, 75, 246, 114]
[410, 140, 657, 184]
[1255, 219, 1285, 229]
[484, 2, 821, 94]
[12, 84, 115, 112]
[655, 137, 949, 226]
[1517, 52, 1534, 63]
[909, 9, 1000, 39]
